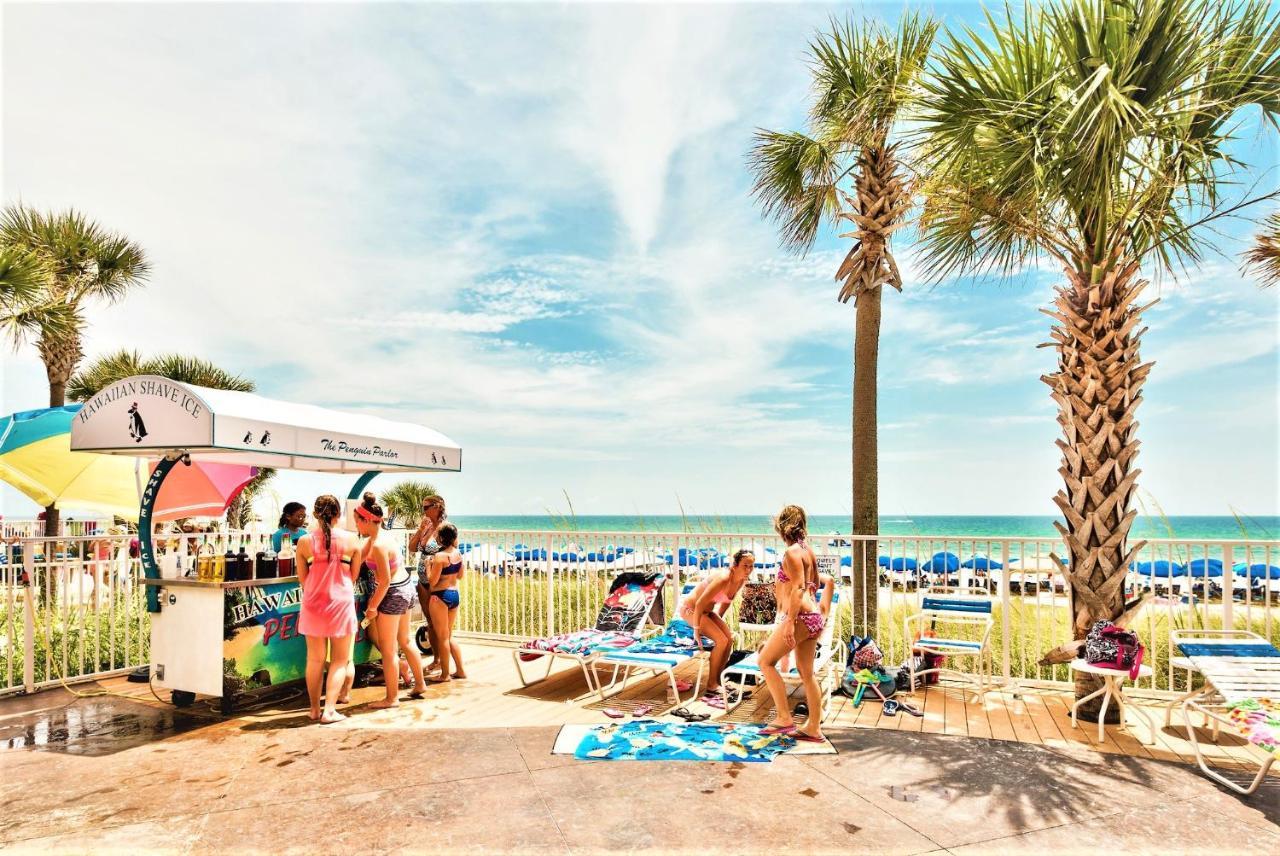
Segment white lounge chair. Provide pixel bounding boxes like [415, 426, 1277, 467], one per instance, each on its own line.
[719, 590, 845, 720]
[1173, 629, 1280, 796]
[512, 572, 666, 693]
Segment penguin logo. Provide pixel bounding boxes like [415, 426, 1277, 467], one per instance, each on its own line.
[243, 431, 254, 444]
[127, 403, 148, 443]
[260, 431, 272, 446]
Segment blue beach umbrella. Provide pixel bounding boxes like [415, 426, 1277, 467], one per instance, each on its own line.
[920, 552, 961, 574]
[881, 557, 919, 573]
[1185, 559, 1224, 578]
[1234, 563, 1280, 580]
[1132, 560, 1186, 578]
[961, 556, 1003, 571]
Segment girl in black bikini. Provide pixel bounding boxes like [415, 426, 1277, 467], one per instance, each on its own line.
[424, 523, 466, 683]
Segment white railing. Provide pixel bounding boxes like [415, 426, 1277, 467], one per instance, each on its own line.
[1, 518, 111, 539]
[3, 529, 1276, 698]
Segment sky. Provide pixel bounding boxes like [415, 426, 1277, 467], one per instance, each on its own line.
[1, 1, 1278, 521]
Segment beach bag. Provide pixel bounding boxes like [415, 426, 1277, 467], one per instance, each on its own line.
[1084, 620, 1145, 679]
[738, 582, 777, 625]
[848, 635, 884, 670]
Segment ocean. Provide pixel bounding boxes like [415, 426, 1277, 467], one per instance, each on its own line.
[448, 514, 1280, 541]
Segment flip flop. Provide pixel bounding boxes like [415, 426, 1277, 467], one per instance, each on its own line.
[632, 704, 653, 717]
[882, 700, 899, 716]
[899, 701, 924, 717]
[603, 707, 626, 719]
[759, 723, 797, 736]
[674, 680, 694, 692]
[792, 733, 826, 744]
[671, 707, 710, 723]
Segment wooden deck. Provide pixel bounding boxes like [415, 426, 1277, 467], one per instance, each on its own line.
[83, 639, 1272, 779]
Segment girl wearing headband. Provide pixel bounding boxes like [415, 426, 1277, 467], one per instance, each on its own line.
[355, 492, 427, 707]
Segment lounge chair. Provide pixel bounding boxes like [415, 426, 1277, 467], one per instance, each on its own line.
[512, 572, 666, 693]
[594, 617, 716, 708]
[904, 590, 994, 699]
[719, 589, 845, 719]
[1173, 629, 1280, 795]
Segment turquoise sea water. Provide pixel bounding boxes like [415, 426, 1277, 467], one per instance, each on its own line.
[449, 514, 1280, 541]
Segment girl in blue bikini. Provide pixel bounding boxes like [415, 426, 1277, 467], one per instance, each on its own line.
[424, 523, 466, 683]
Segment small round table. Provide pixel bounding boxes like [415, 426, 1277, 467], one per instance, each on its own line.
[1069, 659, 1154, 744]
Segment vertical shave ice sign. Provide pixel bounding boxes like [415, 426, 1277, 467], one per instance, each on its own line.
[73, 377, 213, 450]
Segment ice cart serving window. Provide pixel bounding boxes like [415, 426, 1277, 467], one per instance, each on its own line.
[69, 375, 461, 711]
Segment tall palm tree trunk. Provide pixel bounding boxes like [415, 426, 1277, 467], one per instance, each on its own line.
[1043, 257, 1151, 721]
[851, 285, 882, 635]
[37, 331, 82, 536]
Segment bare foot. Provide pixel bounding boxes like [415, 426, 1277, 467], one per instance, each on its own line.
[451, 672, 466, 680]
[427, 675, 451, 684]
[408, 687, 427, 699]
[335, 695, 350, 705]
[370, 699, 400, 709]
[307, 710, 321, 721]
[319, 710, 346, 724]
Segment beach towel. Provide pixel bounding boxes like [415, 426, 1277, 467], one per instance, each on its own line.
[1225, 698, 1280, 755]
[571, 720, 795, 762]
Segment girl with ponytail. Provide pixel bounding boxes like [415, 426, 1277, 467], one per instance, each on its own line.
[295, 494, 361, 723]
[756, 504, 827, 743]
[354, 491, 427, 706]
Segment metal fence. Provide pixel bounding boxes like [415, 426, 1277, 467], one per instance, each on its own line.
[2, 529, 1276, 698]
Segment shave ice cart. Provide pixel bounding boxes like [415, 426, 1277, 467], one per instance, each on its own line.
[70, 375, 461, 712]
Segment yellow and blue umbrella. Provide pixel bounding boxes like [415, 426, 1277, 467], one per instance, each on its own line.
[0, 406, 256, 521]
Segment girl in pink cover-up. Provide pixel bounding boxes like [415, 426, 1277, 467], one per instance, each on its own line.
[296, 494, 360, 723]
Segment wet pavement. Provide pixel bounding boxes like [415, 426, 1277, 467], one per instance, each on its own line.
[1, 688, 1277, 854]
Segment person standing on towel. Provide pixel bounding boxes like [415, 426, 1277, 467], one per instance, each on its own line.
[679, 549, 755, 706]
[296, 495, 361, 724]
[757, 505, 826, 743]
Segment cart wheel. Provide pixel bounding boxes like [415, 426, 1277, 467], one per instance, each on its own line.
[415, 625, 433, 656]
[171, 690, 195, 708]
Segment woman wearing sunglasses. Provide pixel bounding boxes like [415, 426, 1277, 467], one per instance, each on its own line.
[409, 495, 447, 674]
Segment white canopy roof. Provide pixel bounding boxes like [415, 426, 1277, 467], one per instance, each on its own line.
[70, 375, 461, 474]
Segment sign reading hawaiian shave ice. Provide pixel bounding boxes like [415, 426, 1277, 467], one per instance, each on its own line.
[71, 376, 213, 451]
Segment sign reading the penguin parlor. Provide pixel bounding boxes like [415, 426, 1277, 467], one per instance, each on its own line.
[71, 376, 214, 451]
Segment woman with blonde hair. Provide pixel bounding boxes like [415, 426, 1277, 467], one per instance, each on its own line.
[296, 494, 361, 723]
[757, 504, 826, 742]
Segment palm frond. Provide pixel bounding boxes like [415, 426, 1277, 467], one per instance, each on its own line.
[380, 481, 440, 529]
[747, 130, 843, 253]
[67, 350, 149, 401]
[1244, 211, 1280, 286]
[0, 204, 148, 304]
[68, 350, 254, 401]
[919, 0, 1280, 279]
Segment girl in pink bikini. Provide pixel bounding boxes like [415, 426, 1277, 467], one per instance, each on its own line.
[296, 495, 361, 724]
[354, 491, 428, 708]
[679, 549, 755, 706]
[758, 504, 826, 742]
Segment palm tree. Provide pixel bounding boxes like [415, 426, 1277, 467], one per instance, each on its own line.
[749, 14, 938, 633]
[68, 350, 269, 531]
[2, 206, 149, 535]
[381, 481, 441, 529]
[918, 0, 1280, 717]
[1245, 211, 1280, 287]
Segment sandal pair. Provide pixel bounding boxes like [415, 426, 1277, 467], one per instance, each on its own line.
[671, 707, 710, 722]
